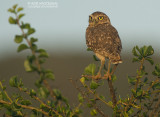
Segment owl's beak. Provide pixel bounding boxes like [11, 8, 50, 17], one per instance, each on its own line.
[93, 19, 98, 25]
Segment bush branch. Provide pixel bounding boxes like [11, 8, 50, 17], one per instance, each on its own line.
[70, 79, 109, 117]
[18, 87, 61, 116]
[15, 14, 56, 100]
[0, 100, 50, 117]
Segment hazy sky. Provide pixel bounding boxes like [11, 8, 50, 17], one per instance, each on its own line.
[1, 0, 160, 59]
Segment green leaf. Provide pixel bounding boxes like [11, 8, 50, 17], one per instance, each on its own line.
[90, 109, 97, 116]
[0, 91, 8, 101]
[35, 79, 43, 88]
[37, 49, 46, 53]
[39, 58, 46, 64]
[38, 50, 49, 58]
[40, 104, 49, 111]
[17, 7, 23, 12]
[144, 77, 148, 84]
[38, 87, 49, 99]
[53, 89, 62, 100]
[128, 76, 136, 85]
[78, 93, 84, 103]
[108, 101, 113, 107]
[93, 55, 100, 61]
[21, 100, 32, 106]
[87, 48, 92, 51]
[18, 78, 24, 87]
[123, 112, 129, 117]
[0, 92, 2, 100]
[9, 76, 18, 87]
[28, 28, 35, 35]
[27, 55, 36, 63]
[8, 8, 15, 13]
[30, 37, 38, 43]
[21, 87, 27, 92]
[145, 57, 154, 65]
[13, 4, 18, 9]
[21, 23, 30, 29]
[128, 108, 134, 115]
[14, 35, 23, 43]
[87, 103, 93, 108]
[18, 13, 25, 19]
[9, 77, 23, 88]
[111, 74, 117, 82]
[31, 44, 37, 51]
[32, 109, 40, 116]
[153, 83, 160, 89]
[17, 44, 29, 52]
[136, 89, 142, 97]
[99, 95, 105, 100]
[8, 16, 17, 24]
[152, 64, 160, 77]
[45, 72, 55, 80]
[146, 45, 154, 56]
[90, 80, 98, 90]
[2, 86, 6, 90]
[142, 45, 148, 56]
[80, 77, 85, 84]
[136, 46, 142, 55]
[30, 89, 36, 97]
[90, 99, 96, 104]
[84, 63, 96, 75]
[131, 89, 136, 96]
[155, 64, 160, 72]
[132, 47, 139, 56]
[132, 57, 139, 63]
[24, 59, 32, 72]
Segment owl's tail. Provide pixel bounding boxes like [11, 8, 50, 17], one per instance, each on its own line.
[111, 59, 122, 64]
[110, 54, 122, 64]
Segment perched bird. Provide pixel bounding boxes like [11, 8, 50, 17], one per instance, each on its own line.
[86, 11, 122, 79]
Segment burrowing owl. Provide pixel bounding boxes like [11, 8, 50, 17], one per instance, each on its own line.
[86, 11, 122, 79]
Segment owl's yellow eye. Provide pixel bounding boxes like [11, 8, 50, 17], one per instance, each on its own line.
[89, 16, 92, 21]
[98, 16, 104, 20]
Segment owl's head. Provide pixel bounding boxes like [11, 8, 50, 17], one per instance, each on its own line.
[88, 11, 111, 27]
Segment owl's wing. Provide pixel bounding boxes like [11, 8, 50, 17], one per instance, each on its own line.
[108, 25, 122, 51]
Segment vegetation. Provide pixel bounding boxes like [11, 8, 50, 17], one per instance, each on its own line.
[0, 4, 159, 117]
[76, 45, 160, 117]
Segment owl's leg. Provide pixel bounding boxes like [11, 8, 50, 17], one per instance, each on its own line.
[110, 64, 118, 75]
[104, 62, 118, 80]
[95, 53, 105, 79]
[95, 59, 105, 79]
[104, 60, 111, 80]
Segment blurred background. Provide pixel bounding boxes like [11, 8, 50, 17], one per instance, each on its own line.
[0, 0, 160, 116]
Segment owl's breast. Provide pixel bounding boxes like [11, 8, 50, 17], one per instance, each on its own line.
[85, 24, 122, 56]
[86, 25, 109, 52]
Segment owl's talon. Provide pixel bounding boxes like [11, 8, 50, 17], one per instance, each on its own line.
[104, 72, 111, 80]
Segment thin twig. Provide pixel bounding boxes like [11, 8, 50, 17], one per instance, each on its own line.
[18, 87, 61, 116]
[0, 100, 50, 117]
[134, 58, 144, 90]
[107, 79, 117, 107]
[0, 81, 12, 103]
[125, 58, 145, 112]
[147, 79, 159, 92]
